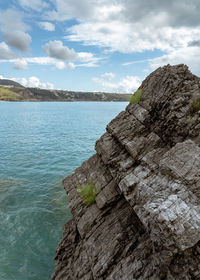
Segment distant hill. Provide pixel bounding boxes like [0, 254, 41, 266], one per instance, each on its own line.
[0, 79, 23, 87]
[27, 88, 131, 102]
[0, 79, 131, 101]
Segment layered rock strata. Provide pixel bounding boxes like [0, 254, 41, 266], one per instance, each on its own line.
[52, 64, 200, 280]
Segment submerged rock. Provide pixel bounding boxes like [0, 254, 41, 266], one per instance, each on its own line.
[52, 64, 200, 280]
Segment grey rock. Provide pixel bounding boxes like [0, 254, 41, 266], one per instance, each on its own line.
[53, 64, 200, 280]
[160, 140, 200, 183]
[96, 180, 119, 209]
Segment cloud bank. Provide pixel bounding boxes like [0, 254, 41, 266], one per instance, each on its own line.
[0, 74, 54, 89]
[93, 72, 141, 93]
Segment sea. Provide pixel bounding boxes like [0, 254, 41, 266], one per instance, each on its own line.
[0, 101, 127, 280]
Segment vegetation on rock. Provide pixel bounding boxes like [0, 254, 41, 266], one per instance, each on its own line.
[187, 115, 192, 124]
[130, 89, 143, 104]
[77, 180, 98, 205]
[192, 95, 200, 113]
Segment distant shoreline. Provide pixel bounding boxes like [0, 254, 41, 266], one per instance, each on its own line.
[0, 82, 131, 102]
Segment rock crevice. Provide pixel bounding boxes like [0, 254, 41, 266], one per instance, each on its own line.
[52, 64, 200, 280]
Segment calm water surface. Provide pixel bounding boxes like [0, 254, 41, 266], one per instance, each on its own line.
[0, 101, 127, 280]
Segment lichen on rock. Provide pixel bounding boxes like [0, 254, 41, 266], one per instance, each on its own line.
[52, 64, 200, 280]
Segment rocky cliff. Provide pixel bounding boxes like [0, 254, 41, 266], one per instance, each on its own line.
[52, 64, 200, 280]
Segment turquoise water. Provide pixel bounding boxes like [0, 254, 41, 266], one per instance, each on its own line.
[0, 101, 127, 280]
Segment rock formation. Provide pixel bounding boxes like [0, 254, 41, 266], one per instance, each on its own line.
[52, 64, 200, 280]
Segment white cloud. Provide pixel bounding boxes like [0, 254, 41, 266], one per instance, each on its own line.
[45, 0, 96, 21]
[52, 0, 200, 76]
[0, 9, 31, 52]
[22, 57, 58, 65]
[46, 0, 124, 22]
[38, 22, 55, 31]
[13, 60, 28, 70]
[0, 74, 54, 89]
[75, 62, 99, 68]
[150, 46, 200, 74]
[11, 76, 54, 89]
[0, 42, 16, 59]
[68, 62, 75, 69]
[43, 40, 77, 60]
[75, 52, 102, 67]
[93, 73, 141, 93]
[3, 31, 31, 52]
[2, 52, 100, 70]
[67, 22, 200, 53]
[0, 9, 28, 32]
[45, 0, 200, 58]
[123, 59, 150, 66]
[28, 76, 54, 89]
[18, 0, 49, 11]
[55, 61, 66, 69]
[76, 52, 96, 62]
[10, 57, 64, 70]
[101, 72, 115, 80]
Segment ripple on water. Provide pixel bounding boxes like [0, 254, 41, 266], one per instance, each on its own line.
[0, 101, 127, 280]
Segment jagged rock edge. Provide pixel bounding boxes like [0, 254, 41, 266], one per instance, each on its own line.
[52, 64, 200, 280]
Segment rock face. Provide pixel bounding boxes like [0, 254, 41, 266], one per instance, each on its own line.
[52, 64, 200, 280]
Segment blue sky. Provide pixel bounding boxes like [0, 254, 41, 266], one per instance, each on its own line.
[0, 0, 200, 92]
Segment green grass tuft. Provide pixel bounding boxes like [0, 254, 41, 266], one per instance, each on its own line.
[130, 89, 143, 104]
[192, 99, 200, 113]
[187, 115, 192, 124]
[77, 180, 99, 205]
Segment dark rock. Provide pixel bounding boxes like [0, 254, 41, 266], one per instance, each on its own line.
[52, 64, 200, 280]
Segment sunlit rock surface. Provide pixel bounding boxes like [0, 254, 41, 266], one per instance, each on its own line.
[52, 65, 200, 280]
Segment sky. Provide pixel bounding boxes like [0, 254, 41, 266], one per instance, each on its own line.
[0, 0, 200, 93]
